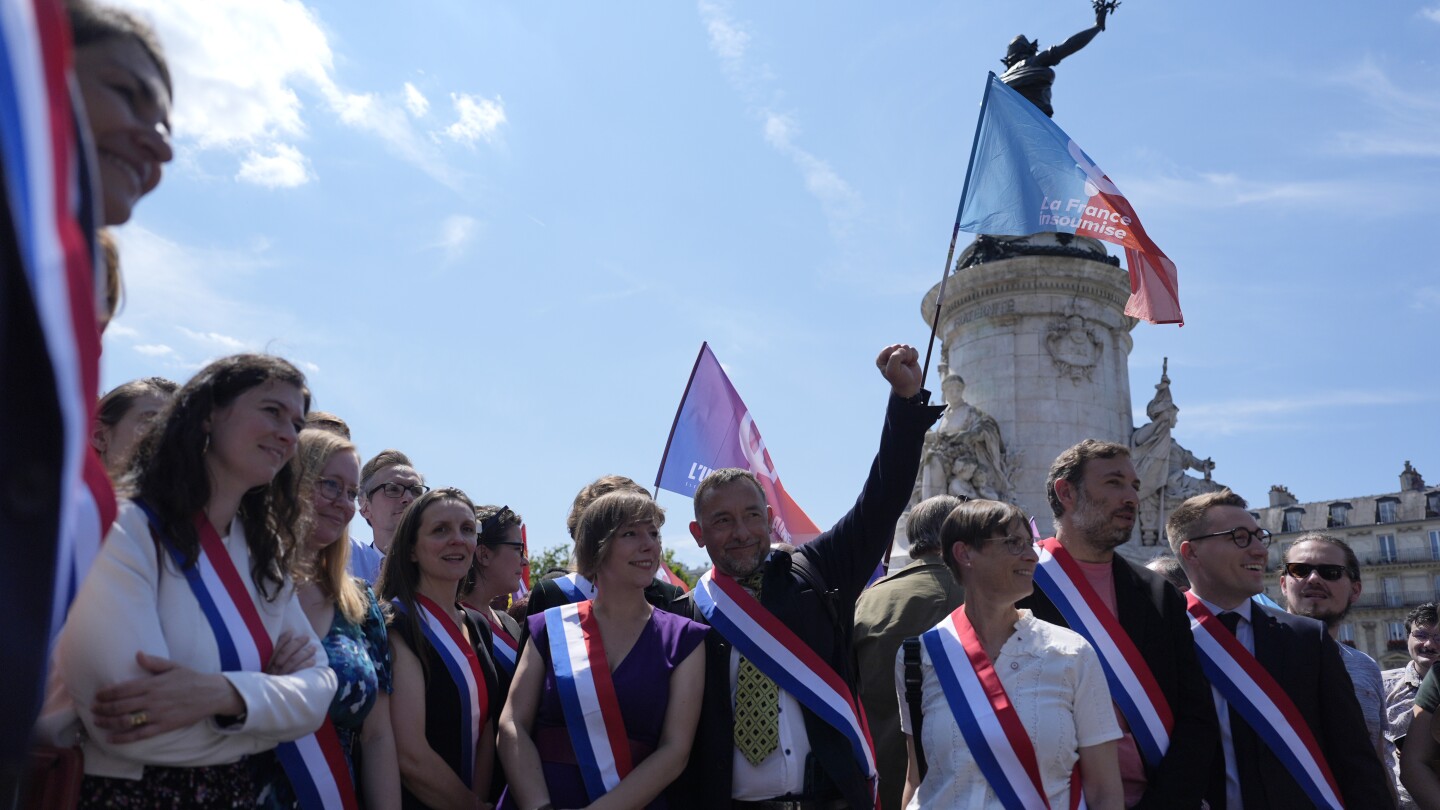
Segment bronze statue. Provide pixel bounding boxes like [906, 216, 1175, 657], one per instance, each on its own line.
[1000, 0, 1118, 117]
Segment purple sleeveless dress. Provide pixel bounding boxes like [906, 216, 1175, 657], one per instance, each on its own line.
[512, 606, 707, 809]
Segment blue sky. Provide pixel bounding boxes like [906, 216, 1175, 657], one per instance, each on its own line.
[102, 0, 1440, 569]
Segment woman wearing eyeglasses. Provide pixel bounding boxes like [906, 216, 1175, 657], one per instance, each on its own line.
[896, 500, 1124, 810]
[255, 428, 402, 808]
[461, 505, 528, 804]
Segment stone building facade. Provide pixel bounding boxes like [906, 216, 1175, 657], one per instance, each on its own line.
[1255, 462, 1440, 668]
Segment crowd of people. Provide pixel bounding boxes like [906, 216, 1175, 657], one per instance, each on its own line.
[12, 2, 1440, 809]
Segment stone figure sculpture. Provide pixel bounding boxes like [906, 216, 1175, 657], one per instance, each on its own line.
[919, 365, 1015, 503]
[1000, 0, 1119, 117]
[1045, 312, 1103, 382]
[1131, 359, 1219, 545]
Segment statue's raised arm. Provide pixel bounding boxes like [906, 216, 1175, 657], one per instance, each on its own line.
[999, 0, 1119, 117]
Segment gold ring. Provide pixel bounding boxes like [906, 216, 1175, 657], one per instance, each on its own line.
[129, 711, 148, 727]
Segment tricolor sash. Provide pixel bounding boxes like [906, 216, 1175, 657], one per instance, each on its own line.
[1185, 594, 1344, 810]
[136, 503, 357, 810]
[393, 595, 489, 788]
[554, 572, 595, 603]
[487, 613, 519, 675]
[693, 570, 879, 808]
[545, 601, 633, 800]
[922, 608, 1084, 810]
[1032, 538, 1173, 766]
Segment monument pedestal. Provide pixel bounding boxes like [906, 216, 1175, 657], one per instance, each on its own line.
[920, 234, 1143, 552]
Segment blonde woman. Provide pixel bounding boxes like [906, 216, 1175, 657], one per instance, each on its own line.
[257, 428, 400, 808]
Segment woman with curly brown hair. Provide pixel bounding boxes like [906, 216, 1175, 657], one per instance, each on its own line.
[46, 354, 336, 808]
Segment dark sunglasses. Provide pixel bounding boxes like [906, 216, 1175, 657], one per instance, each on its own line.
[1283, 562, 1350, 581]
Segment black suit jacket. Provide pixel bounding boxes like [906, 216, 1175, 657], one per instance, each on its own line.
[677, 392, 942, 809]
[1018, 553, 1218, 810]
[1218, 604, 1394, 809]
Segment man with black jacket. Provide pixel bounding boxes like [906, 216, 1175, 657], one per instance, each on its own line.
[677, 343, 941, 810]
[1018, 439, 1219, 808]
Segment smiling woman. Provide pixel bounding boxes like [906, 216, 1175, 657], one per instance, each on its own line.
[898, 500, 1125, 810]
[43, 354, 338, 809]
[498, 491, 708, 810]
[68, 0, 174, 226]
[377, 488, 501, 810]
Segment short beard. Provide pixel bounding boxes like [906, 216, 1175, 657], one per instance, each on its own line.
[1291, 599, 1352, 628]
[1070, 491, 1131, 552]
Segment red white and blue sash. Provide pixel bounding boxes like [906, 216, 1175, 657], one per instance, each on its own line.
[545, 601, 633, 800]
[136, 504, 357, 810]
[1185, 594, 1343, 809]
[486, 613, 519, 675]
[1032, 538, 1173, 766]
[394, 594, 489, 788]
[554, 572, 595, 603]
[922, 608, 1084, 810]
[693, 570, 879, 808]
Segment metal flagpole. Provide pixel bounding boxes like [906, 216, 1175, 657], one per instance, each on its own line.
[921, 73, 997, 394]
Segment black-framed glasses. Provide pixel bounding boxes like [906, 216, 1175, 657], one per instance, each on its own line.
[985, 534, 1038, 556]
[1283, 562, 1350, 581]
[316, 477, 360, 504]
[366, 481, 429, 500]
[1189, 526, 1272, 549]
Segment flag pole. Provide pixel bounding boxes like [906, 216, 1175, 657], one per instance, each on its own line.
[921, 73, 997, 392]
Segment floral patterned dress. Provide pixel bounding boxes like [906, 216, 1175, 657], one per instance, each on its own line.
[256, 581, 393, 808]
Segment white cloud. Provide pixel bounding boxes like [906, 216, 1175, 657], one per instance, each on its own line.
[1121, 170, 1369, 210]
[1181, 390, 1429, 436]
[106, 226, 313, 369]
[113, 0, 501, 191]
[236, 143, 312, 188]
[403, 82, 430, 117]
[698, 0, 749, 64]
[443, 93, 506, 145]
[433, 214, 480, 262]
[1328, 60, 1440, 158]
[133, 343, 174, 356]
[1413, 287, 1440, 311]
[177, 327, 249, 351]
[697, 2, 860, 235]
[1423, 6, 1440, 23]
[763, 112, 859, 222]
[299, 360, 321, 374]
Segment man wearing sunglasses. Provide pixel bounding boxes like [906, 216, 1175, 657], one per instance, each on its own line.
[1280, 534, 1388, 763]
[1169, 490, 1393, 809]
[350, 448, 429, 584]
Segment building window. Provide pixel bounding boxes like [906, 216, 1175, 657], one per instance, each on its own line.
[1328, 502, 1350, 527]
[1432, 530, 1440, 561]
[1384, 576, 1402, 606]
[1390, 621, 1408, 641]
[1282, 508, 1304, 533]
[1338, 623, 1355, 643]
[1379, 534, 1398, 564]
[1429, 491, 1440, 518]
[1377, 497, 1400, 524]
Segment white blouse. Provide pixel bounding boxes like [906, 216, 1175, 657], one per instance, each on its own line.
[43, 501, 336, 779]
[894, 610, 1121, 809]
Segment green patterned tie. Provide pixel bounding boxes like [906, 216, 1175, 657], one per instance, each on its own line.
[733, 569, 779, 766]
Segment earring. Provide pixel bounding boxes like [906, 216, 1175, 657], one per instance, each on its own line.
[202, 434, 211, 455]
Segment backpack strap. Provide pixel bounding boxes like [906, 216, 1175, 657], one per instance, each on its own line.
[903, 636, 927, 781]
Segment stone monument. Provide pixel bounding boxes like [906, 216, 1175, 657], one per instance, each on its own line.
[919, 233, 1137, 543]
[1130, 358, 1222, 547]
[917, 361, 1016, 503]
